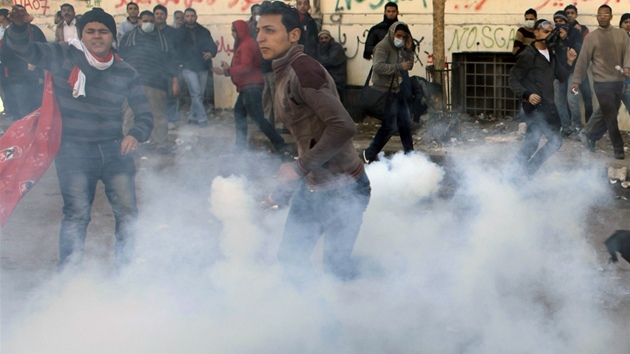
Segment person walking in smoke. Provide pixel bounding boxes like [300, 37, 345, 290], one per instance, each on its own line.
[257, 1, 370, 283]
[5, 6, 153, 271]
[361, 21, 415, 164]
[212, 19, 289, 154]
[508, 19, 576, 178]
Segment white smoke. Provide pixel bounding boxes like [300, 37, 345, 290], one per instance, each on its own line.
[2, 149, 628, 353]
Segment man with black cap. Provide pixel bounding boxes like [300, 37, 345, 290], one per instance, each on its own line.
[5, 6, 154, 271]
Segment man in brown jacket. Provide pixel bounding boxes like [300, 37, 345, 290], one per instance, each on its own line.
[257, 1, 370, 284]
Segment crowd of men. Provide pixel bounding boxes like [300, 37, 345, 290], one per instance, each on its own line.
[511, 5, 630, 164]
[0, 1, 629, 282]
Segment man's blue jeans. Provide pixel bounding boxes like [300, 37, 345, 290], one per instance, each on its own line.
[277, 173, 371, 284]
[181, 69, 208, 123]
[513, 106, 563, 177]
[554, 73, 581, 133]
[364, 91, 414, 162]
[234, 88, 285, 151]
[55, 139, 138, 271]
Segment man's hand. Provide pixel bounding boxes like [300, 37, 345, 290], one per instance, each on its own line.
[121, 135, 139, 155]
[624, 67, 630, 78]
[8, 5, 33, 26]
[574, 23, 582, 31]
[567, 47, 577, 64]
[404, 36, 413, 50]
[27, 63, 35, 71]
[558, 28, 567, 40]
[528, 93, 542, 105]
[172, 77, 180, 97]
[570, 84, 579, 95]
[401, 60, 413, 71]
[220, 60, 230, 70]
[211, 67, 225, 75]
[203, 51, 213, 60]
[277, 162, 301, 184]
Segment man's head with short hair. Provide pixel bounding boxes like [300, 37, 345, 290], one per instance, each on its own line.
[564, 5, 578, 23]
[257, 1, 301, 60]
[384, 2, 398, 21]
[524, 8, 537, 20]
[139, 10, 153, 21]
[184, 8, 197, 27]
[597, 5, 613, 28]
[127, 2, 139, 19]
[296, 0, 310, 16]
[620, 13, 630, 32]
[60, 3, 75, 24]
[0, 8, 10, 23]
[153, 4, 167, 27]
[251, 4, 261, 16]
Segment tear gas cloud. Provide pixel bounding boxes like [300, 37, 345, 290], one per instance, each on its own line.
[2, 146, 629, 353]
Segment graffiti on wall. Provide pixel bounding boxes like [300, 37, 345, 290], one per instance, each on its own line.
[114, 0, 263, 12]
[0, 0, 13, 6]
[335, 0, 427, 11]
[451, 0, 622, 11]
[447, 26, 516, 51]
[13, 0, 50, 15]
[215, 35, 233, 55]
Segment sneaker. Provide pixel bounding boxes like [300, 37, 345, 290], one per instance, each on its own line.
[578, 132, 596, 152]
[614, 151, 625, 160]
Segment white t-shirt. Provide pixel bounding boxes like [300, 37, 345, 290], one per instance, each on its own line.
[538, 48, 550, 62]
[63, 19, 78, 42]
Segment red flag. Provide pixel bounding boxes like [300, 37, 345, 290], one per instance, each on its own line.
[0, 72, 62, 227]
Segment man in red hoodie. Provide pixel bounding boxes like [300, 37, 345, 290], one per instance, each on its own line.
[213, 20, 288, 153]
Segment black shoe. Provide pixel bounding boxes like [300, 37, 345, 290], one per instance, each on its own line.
[198, 121, 208, 128]
[187, 119, 198, 125]
[578, 132, 596, 152]
[614, 151, 625, 160]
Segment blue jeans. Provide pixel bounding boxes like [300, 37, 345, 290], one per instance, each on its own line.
[234, 88, 285, 151]
[554, 73, 581, 133]
[181, 69, 208, 123]
[55, 139, 138, 271]
[364, 91, 414, 162]
[277, 173, 371, 284]
[513, 105, 562, 177]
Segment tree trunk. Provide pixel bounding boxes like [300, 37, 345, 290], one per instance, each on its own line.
[432, 0, 445, 85]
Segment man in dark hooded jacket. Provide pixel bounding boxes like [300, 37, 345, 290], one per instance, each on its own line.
[363, 2, 398, 60]
[213, 20, 287, 153]
[316, 29, 347, 102]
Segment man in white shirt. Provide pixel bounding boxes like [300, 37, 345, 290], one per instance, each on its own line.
[54, 3, 78, 43]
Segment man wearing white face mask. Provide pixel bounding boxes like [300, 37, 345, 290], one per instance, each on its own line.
[512, 8, 537, 56]
[119, 10, 180, 154]
[362, 21, 415, 163]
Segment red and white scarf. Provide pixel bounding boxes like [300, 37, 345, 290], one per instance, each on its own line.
[66, 38, 120, 98]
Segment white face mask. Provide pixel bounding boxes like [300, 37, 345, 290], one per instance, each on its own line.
[393, 37, 405, 48]
[255, 15, 261, 22]
[525, 20, 535, 29]
[141, 22, 155, 33]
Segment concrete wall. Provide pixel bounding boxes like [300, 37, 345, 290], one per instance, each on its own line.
[7, 0, 630, 127]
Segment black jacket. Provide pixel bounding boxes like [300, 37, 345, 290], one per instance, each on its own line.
[509, 43, 570, 108]
[174, 23, 217, 71]
[299, 13, 319, 58]
[363, 16, 397, 60]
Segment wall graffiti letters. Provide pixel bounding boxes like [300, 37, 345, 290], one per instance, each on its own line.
[335, 0, 427, 11]
[447, 26, 515, 52]
[0, 0, 13, 6]
[13, 0, 49, 15]
[114, 0, 261, 12]
[215, 36, 232, 55]
[451, 0, 619, 12]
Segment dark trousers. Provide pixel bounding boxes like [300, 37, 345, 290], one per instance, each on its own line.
[513, 106, 563, 177]
[580, 76, 593, 123]
[364, 91, 414, 162]
[277, 173, 371, 284]
[587, 81, 624, 154]
[234, 88, 285, 151]
[5, 79, 43, 119]
[55, 139, 138, 271]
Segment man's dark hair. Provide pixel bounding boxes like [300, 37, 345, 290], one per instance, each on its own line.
[0, 8, 9, 19]
[126, 2, 138, 10]
[598, 4, 612, 14]
[385, 2, 398, 10]
[564, 4, 577, 14]
[525, 8, 537, 18]
[184, 8, 196, 15]
[153, 4, 167, 16]
[174, 10, 183, 16]
[259, 0, 300, 33]
[395, 23, 411, 36]
[139, 10, 153, 19]
[60, 3, 74, 11]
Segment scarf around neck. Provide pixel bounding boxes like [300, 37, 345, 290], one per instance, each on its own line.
[67, 38, 120, 98]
